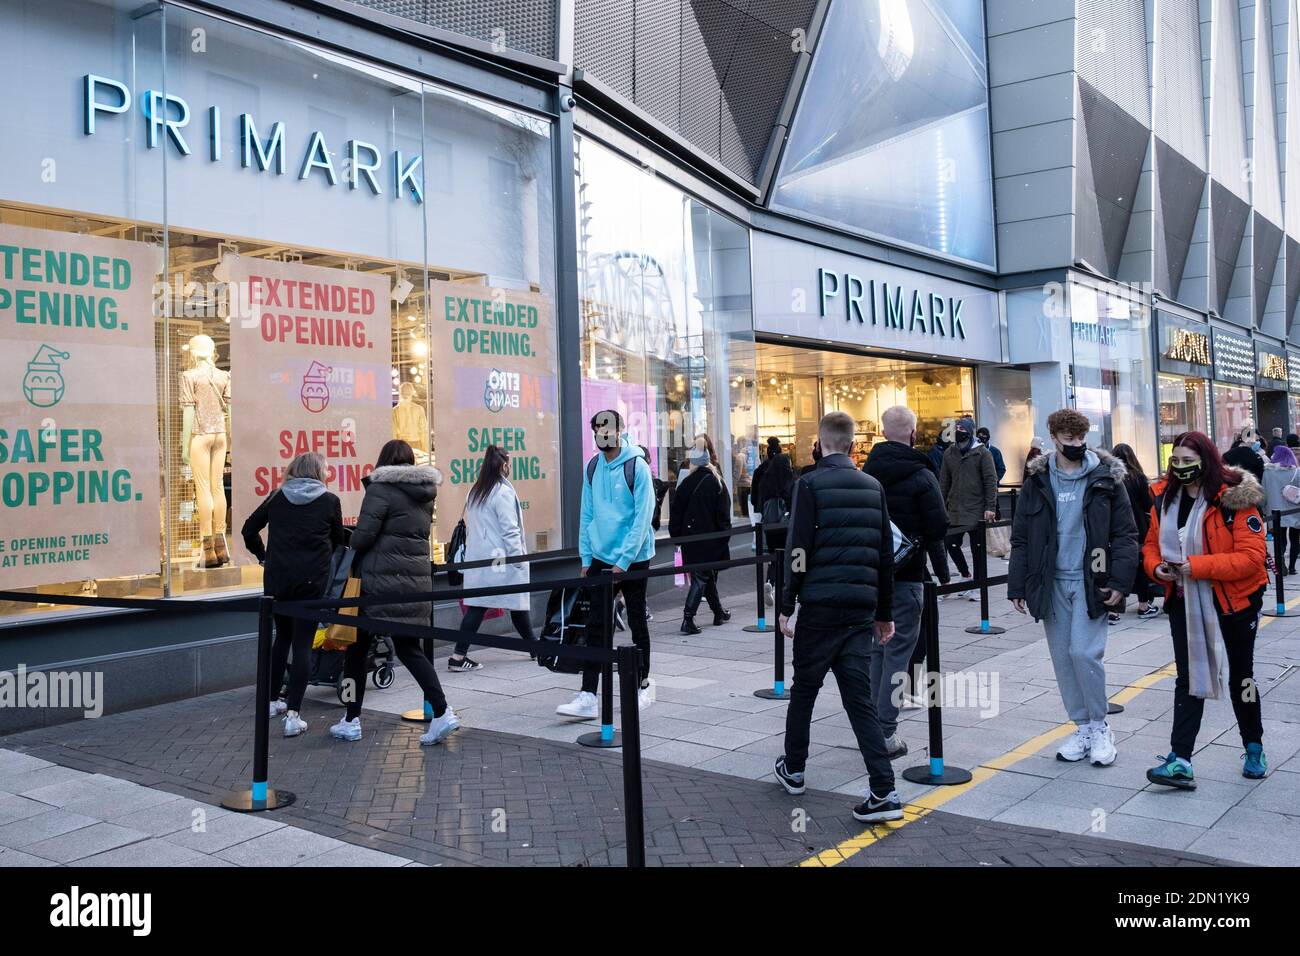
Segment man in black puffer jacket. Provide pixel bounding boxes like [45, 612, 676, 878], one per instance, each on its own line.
[773, 412, 903, 824]
[864, 405, 950, 758]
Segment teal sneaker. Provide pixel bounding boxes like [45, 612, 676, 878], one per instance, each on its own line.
[1242, 743, 1268, 779]
[1146, 752, 1196, 790]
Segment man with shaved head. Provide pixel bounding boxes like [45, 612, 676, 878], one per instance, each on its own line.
[864, 405, 950, 757]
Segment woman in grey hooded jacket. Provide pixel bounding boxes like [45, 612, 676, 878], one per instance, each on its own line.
[331, 439, 459, 746]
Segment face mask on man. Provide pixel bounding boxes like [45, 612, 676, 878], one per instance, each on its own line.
[1059, 443, 1087, 462]
[955, 430, 971, 445]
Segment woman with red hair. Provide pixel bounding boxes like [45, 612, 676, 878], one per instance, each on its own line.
[1143, 431, 1269, 788]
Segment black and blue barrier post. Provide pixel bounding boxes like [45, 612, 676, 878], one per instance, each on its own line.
[578, 574, 622, 748]
[963, 520, 1007, 636]
[753, 548, 790, 700]
[222, 596, 296, 812]
[1262, 508, 1300, 617]
[902, 580, 973, 787]
[743, 522, 775, 633]
[616, 644, 646, 867]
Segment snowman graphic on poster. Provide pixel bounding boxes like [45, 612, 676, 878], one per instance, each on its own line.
[300, 360, 332, 413]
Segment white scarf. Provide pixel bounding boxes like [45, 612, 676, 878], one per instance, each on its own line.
[1158, 489, 1223, 699]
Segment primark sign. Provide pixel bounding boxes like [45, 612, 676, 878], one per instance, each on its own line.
[82, 75, 425, 204]
[751, 233, 1003, 363]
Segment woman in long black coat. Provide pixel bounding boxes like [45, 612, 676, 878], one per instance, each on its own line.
[670, 443, 732, 634]
[331, 439, 460, 747]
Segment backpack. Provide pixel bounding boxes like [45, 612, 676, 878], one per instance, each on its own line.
[586, 454, 638, 494]
[445, 518, 467, 586]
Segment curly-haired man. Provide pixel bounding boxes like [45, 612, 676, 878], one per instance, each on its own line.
[1007, 409, 1139, 766]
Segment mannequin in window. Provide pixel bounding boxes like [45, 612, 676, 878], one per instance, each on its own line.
[180, 334, 232, 568]
[392, 381, 428, 452]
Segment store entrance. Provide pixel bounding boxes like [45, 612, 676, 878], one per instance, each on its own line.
[754, 343, 975, 469]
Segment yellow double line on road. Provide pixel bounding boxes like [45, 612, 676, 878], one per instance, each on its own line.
[799, 595, 1295, 867]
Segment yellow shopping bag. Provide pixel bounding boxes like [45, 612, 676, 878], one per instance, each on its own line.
[324, 576, 362, 647]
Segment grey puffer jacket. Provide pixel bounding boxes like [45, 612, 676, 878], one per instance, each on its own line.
[1007, 449, 1139, 621]
[349, 464, 442, 630]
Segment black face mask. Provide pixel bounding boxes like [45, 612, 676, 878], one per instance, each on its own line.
[1171, 462, 1202, 483]
[955, 431, 971, 445]
[1060, 443, 1087, 462]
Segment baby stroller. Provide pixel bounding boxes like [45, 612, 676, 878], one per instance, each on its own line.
[304, 631, 397, 702]
[537, 586, 592, 674]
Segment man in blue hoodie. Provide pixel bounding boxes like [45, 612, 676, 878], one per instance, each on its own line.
[557, 409, 657, 720]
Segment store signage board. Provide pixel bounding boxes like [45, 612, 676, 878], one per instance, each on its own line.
[1256, 342, 1288, 389]
[1212, 328, 1255, 386]
[82, 75, 425, 204]
[225, 256, 392, 561]
[1289, 353, 1300, 393]
[751, 233, 1003, 363]
[0, 224, 162, 587]
[1155, 309, 1212, 378]
[428, 279, 559, 550]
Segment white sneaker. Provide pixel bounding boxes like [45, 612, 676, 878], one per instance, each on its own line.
[952, 576, 974, 600]
[764, 582, 776, 607]
[556, 691, 599, 719]
[638, 685, 654, 711]
[268, 699, 287, 718]
[1089, 722, 1117, 766]
[420, 708, 461, 746]
[283, 711, 308, 737]
[1056, 726, 1091, 762]
[330, 716, 361, 741]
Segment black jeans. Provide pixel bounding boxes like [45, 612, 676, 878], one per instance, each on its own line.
[764, 529, 786, 590]
[945, 528, 975, 578]
[683, 570, 724, 618]
[783, 603, 895, 796]
[1167, 595, 1264, 760]
[271, 612, 316, 711]
[343, 629, 448, 721]
[581, 558, 650, 693]
[1288, 527, 1300, 571]
[454, 606, 535, 657]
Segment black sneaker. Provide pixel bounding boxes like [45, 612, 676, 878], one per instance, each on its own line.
[774, 756, 806, 795]
[680, 617, 702, 635]
[712, 608, 732, 626]
[446, 657, 482, 672]
[853, 790, 904, 823]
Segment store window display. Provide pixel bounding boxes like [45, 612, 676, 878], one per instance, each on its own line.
[179, 334, 232, 568]
[0, 0, 557, 618]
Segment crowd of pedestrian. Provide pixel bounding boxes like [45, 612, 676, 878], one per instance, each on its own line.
[238, 401, 1276, 822]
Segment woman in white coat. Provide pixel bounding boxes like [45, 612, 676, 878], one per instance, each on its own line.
[448, 444, 536, 672]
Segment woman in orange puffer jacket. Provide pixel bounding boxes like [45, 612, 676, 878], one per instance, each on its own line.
[1141, 431, 1268, 790]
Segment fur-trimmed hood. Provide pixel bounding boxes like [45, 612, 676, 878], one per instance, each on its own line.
[1025, 447, 1126, 483]
[366, 464, 443, 486]
[1220, 467, 1265, 510]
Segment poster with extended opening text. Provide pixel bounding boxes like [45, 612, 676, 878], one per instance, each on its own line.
[0, 224, 161, 589]
[429, 280, 558, 551]
[226, 256, 391, 563]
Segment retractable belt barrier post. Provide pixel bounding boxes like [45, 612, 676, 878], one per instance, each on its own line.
[743, 522, 775, 633]
[964, 520, 1007, 636]
[221, 596, 296, 812]
[902, 580, 973, 787]
[1262, 507, 1300, 617]
[578, 574, 621, 748]
[753, 547, 790, 700]
[616, 644, 646, 867]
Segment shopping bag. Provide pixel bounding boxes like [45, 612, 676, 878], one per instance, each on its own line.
[985, 524, 1012, 558]
[674, 548, 686, 587]
[325, 576, 362, 647]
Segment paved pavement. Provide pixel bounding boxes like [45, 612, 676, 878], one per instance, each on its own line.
[1, 550, 1297, 866]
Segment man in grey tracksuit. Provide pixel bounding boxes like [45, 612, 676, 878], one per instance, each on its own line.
[1008, 409, 1138, 768]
